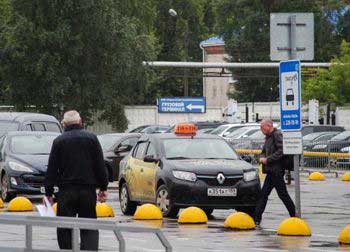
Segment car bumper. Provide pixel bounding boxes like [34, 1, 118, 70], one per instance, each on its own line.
[168, 178, 260, 209]
[8, 174, 45, 195]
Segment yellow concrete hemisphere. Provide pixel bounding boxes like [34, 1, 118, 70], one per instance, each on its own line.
[96, 203, 115, 218]
[133, 204, 163, 220]
[309, 172, 325, 181]
[277, 217, 312, 236]
[338, 225, 350, 244]
[341, 172, 350, 182]
[224, 212, 256, 230]
[0, 198, 4, 209]
[178, 207, 208, 224]
[8, 197, 33, 212]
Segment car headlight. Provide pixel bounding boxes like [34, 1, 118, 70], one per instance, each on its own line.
[8, 161, 34, 173]
[172, 170, 197, 182]
[244, 171, 257, 182]
[312, 144, 327, 150]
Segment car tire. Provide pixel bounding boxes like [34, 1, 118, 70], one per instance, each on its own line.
[1, 173, 15, 202]
[119, 183, 137, 215]
[156, 185, 179, 218]
[202, 208, 214, 216]
[235, 206, 256, 218]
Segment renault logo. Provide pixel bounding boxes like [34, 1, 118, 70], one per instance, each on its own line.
[217, 173, 225, 184]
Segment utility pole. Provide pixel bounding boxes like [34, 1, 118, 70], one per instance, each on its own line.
[183, 21, 189, 97]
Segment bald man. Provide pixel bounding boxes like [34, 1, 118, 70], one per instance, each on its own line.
[45, 110, 108, 250]
[254, 119, 295, 225]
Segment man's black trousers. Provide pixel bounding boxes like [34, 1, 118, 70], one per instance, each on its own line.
[254, 169, 296, 223]
[56, 186, 98, 251]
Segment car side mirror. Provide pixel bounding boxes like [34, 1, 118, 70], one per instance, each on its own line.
[144, 155, 159, 163]
[115, 145, 132, 154]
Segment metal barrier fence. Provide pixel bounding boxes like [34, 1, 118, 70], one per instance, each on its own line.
[229, 138, 350, 171]
[0, 214, 172, 252]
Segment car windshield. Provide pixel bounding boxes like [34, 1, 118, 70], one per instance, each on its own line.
[331, 131, 350, 141]
[248, 130, 265, 139]
[98, 135, 123, 151]
[227, 127, 259, 138]
[303, 132, 326, 141]
[210, 125, 230, 135]
[0, 121, 19, 136]
[11, 135, 57, 155]
[163, 138, 238, 160]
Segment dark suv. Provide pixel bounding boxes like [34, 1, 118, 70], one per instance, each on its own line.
[0, 112, 62, 136]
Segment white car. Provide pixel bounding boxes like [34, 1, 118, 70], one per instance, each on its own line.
[224, 126, 261, 141]
[211, 123, 259, 138]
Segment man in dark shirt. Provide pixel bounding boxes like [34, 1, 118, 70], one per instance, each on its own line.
[254, 119, 295, 225]
[44, 110, 108, 251]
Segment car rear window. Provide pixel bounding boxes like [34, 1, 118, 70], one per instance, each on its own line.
[46, 122, 61, 133]
[0, 121, 19, 135]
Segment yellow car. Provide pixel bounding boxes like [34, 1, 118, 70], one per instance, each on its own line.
[118, 124, 260, 217]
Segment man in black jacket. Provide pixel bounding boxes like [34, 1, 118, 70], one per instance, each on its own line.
[44, 110, 108, 251]
[254, 119, 295, 225]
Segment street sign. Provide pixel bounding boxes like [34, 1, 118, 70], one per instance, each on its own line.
[270, 13, 314, 61]
[280, 60, 302, 131]
[283, 131, 303, 155]
[158, 97, 206, 113]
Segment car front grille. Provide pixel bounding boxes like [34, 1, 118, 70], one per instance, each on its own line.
[21, 174, 45, 188]
[197, 175, 243, 186]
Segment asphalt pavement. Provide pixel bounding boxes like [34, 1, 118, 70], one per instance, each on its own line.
[0, 172, 349, 252]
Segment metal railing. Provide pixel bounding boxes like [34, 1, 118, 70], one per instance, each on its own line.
[230, 138, 350, 172]
[0, 214, 172, 252]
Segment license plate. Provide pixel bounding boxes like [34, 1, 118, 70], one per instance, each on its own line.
[207, 188, 237, 197]
[40, 187, 59, 194]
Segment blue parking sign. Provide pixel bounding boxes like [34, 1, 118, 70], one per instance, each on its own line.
[279, 60, 302, 131]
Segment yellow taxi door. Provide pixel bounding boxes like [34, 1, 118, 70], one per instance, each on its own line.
[126, 141, 149, 201]
[138, 142, 158, 201]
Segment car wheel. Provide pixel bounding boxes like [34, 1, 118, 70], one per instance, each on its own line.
[119, 183, 137, 215]
[1, 173, 15, 202]
[156, 185, 179, 218]
[235, 206, 256, 218]
[202, 208, 214, 216]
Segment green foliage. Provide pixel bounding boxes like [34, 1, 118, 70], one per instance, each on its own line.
[303, 40, 350, 105]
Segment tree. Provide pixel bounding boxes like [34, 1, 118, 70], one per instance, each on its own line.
[215, 0, 349, 102]
[303, 40, 350, 104]
[1, 0, 157, 131]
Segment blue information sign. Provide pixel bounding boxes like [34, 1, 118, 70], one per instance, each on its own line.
[158, 97, 206, 113]
[279, 60, 302, 131]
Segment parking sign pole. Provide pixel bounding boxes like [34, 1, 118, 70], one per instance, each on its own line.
[290, 14, 302, 218]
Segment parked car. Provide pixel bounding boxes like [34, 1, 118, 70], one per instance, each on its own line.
[0, 131, 60, 201]
[118, 125, 260, 217]
[225, 126, 260, 141]
[98, 133, 141, 181]
[129, 125, 170, 134]
[0, 112, 62, 137]
[166, 121, 228, 133]
[211, 123, 259, 138]
[302, 125, 344, 136]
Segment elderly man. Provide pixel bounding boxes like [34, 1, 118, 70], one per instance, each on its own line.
[253, 119, 295, 225]
[44, 110, 108, 251]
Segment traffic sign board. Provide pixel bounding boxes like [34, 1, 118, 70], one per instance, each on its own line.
[158, 97, 206, 113]
[279, 60, 302, 131]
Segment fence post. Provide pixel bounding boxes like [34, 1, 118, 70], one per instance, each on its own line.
[25, 224, 33, 250]
[72, 228, 80, 252]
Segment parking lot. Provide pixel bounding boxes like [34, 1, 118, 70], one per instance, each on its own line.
[0, 173, 349, 252]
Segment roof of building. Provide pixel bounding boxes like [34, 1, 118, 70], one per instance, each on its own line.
[200, 36, 225, 47]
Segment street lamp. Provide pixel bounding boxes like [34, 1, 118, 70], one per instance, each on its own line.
[169, 8, 189, 97]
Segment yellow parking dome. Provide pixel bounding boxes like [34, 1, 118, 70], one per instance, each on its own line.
[96, 203, 115, 218]
[0, 198, 3, 209]
[224, 212, 256, 230]
[8, 197, 33, 212]
[338, 225, 350, 244]
[277, 217, 311, 236]
[341, 172, 350, 182]
[178, 207, 208, 224]
[309, 172, 325, 181]
[134, 204, 162, 220]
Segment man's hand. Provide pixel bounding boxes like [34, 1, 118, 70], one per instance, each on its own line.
[43, 196, 54, 206]
[259, 157, 267, 165]
[97, 190, 108, 203]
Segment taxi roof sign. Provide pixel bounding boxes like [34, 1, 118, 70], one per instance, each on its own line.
[174, 124, 197, 136]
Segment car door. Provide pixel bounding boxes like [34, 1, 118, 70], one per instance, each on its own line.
[127, 141, 148, 200]
[140, 142, 158, 202]
[0, 137, 5, 176]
